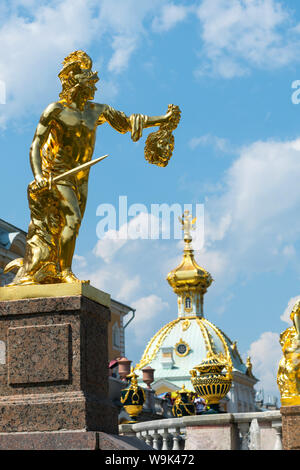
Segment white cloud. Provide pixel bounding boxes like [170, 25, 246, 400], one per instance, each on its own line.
[247, 331, 282, 396]
[97, 0, 162, 73]
[1, 0, 297, 126]
[73, 254, 87, 268]
[196, 0, 300, 78]
[282, 244, 296, 258]
[94, 211, 170, 263]
[76, 263, 141, 304]
[0, 0, 100, 124]
[189, 134, 233, 153]
[281, 295, 300, 325]
[201, 138, 300, 288]
[0, 0, 164, 124]
[94, 236, 128, 264]
[108, 35, 138, 74]
[194, 249, 229, 281]
[129, 294, 169, 345]
[152, 3, 190, 32]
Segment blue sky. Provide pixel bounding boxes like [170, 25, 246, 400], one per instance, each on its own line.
[2, 0, 300, 399]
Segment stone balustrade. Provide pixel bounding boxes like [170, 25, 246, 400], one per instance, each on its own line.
[119, 410, 282, 450]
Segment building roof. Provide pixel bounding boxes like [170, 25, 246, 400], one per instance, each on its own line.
[0, 219, 27, 272]
[136, 316, 248, 387]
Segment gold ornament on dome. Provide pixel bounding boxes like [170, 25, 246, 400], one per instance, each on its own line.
[175, 338, 191, 357]
[3, 50, 181, 287]
[181, 319, 191, 331]
[277, 300, 300, 406]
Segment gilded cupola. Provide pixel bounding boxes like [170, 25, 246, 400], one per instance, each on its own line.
[135, 211, 258, 413]
[166, 210, 213, 318]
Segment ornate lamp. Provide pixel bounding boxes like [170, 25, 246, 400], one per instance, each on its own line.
[190, 353, 232, 414]
[142, 366, 155, 389]
[171, 385, 195, 418]
[117, 357, 132, 381]
[120, 367, 146, 423]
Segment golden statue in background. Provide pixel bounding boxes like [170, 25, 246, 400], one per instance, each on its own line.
[4, 50, 181, 285]
[277, 300, 300, 405]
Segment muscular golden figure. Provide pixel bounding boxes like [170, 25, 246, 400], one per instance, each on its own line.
[277, 300, 300, 405]
[4, 50, 180, 285]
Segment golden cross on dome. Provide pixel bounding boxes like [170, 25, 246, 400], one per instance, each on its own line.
[178, 210, 196, 241]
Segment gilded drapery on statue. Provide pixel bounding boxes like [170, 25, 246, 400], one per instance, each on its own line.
[4, 50, 181, 286]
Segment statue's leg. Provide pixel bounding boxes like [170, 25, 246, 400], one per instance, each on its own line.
[55, 183, 82, 282]
[78, 179, 88, 218]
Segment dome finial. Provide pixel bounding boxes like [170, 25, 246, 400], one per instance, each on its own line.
[178, 210, 196, 244]
[167, 211, 213, 318]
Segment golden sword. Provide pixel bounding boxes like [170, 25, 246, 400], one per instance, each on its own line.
[32, 154, 109, 191]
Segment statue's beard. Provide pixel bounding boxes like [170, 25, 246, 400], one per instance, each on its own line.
[65, 85, 94, 107]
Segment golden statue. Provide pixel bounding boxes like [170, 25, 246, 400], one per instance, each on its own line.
[178, 210, 196, 241]
[4, 51, 181, 286]
[277, 300, 300, 405]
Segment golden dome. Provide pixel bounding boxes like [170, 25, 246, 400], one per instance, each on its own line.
[135, 315, 246, 377]
[166, 211, 213, 317]
[166, 242, 213, 294]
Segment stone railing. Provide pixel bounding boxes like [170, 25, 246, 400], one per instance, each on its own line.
[119, 410, 282, 450]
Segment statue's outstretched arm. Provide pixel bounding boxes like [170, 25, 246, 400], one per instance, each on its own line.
[98, 104, 173, 142]
[98, 103, 181, 168]
[142, 109, 173, 128]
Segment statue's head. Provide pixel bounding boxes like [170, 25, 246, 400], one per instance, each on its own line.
[58, 50, 99, 103]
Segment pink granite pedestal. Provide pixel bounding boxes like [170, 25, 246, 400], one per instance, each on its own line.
[0, 290, 119, 449]
[184, 414, 239, 450]
[281, 406, 300, 450]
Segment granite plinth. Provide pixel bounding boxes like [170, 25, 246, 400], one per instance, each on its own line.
[0, 285, 118, 436]
[281, 405, 300, 450]
[0, 283, 110, 307]
[0, 431, 153, 450]
[184, 414, 239, 450]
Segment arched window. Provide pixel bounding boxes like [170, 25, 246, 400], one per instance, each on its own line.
[112, 323, 120, 349]
[185, 297, 191, 310]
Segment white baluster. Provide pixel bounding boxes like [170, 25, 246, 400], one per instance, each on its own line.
[180, 427, 186, 450]
[137, 431, 146, 444]
[238, 422, 250, 450]
[145, 430, 153, 448]
[161, 429, 169, 450]
[272, 422, 283, 450]
[171, 428, 181, 450]
[152, 431, 161, 450]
